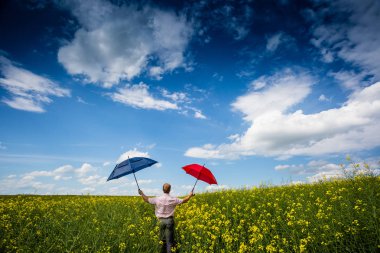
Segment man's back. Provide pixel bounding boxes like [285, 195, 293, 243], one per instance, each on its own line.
[148, 193, 183, 218]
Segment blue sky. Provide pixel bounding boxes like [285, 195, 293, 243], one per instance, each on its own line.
[0, 0, 379, 196]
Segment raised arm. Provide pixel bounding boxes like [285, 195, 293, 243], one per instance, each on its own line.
[138, 189, 149, 203]
[181, 191, 194, 204]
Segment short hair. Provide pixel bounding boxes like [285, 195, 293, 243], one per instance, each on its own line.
[163, 183, 171, 193]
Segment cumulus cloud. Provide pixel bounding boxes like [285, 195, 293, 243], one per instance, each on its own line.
[109, 82, 206, 119]
[58, 0, 192, 87]
[185, 70, 380, 159]
[0, 56, 70, 112]
[309, 0, 380, 87]
[109, 82, 178, 111]
[75, 163, 93, 177]
[13, 163, 94, 187]
[117, 148, 150, 163]
[22, 165, 74, 181]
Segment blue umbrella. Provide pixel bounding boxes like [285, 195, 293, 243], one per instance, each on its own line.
[107, 157, 158, 189]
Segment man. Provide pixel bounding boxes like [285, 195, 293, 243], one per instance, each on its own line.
[139, 183, 194, 253]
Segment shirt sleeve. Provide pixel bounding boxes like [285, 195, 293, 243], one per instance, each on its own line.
[148, 197, 156, 205]
[176, 198, 184, 205]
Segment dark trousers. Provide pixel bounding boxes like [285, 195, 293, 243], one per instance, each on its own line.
[159, 217, 175, 253]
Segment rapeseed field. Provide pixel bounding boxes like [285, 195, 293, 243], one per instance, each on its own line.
[1, 176, 379, 252]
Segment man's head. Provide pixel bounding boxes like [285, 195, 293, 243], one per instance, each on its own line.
[163, 183, 171, 193]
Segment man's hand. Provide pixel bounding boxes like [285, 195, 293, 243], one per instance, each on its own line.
[182, 191, 194, 204]
[139, 189, 149, 203]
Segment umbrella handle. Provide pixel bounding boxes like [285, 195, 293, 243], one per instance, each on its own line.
[133, 171, 140, 190]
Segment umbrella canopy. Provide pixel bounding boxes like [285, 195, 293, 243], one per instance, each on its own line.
[107, 157, 157, 188]
[182, 164, 217, 191]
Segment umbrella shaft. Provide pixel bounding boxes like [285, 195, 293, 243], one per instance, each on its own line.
[192, 164, 204, 192]
[133, 171, 140, 189]
[192, 178, 199, 192]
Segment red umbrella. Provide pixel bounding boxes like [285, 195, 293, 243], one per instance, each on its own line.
[182, 164, 218, 191]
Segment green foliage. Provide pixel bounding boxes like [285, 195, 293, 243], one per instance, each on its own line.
[1, 176, 379, 252]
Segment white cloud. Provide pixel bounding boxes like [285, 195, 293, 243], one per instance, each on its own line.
[250, 79, 266, 91]
[14, 163, 94, 187]
[139, 187, 162, 196]
[0, 56, 70, 112]
[136, 179, 153, 185]
[318, 94, 330, 102]
[181, 185, 194, 190]
[0, 174, 55, 194]
[266, 32, 284, 52]
[149, 66, 164, 80]
[79, 174, 107, 185]
[288, 181, 304, 185]
[29, 182, 55, 191]
[275, 160, 341, 176]
[117, 148, 150, 163]
[228, 134, 239, 141]
[194, 110, 206, 119]
[185, 70, 380, 159]
[0, 161, 156, 195]
[310, 0, 380, 84]
[109, 83, 206, 119]
[205, 184, 229, 191]
[274, 164, 290, 170]
[232, 70, 313, 121]
[161, 89, 188, 102]
[75, 163, 93, 177]
[80, 187, 96, 193]
[22, 165, 74, 181]
[58, 0, 192, 87]
[275, 160, 344, 182]
[330, 70, 372, 91]
[307, 170, 343, 182]
[110, 82, 178, 110]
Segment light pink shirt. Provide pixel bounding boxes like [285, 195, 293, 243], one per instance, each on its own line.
[148, 193, 183, 218]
